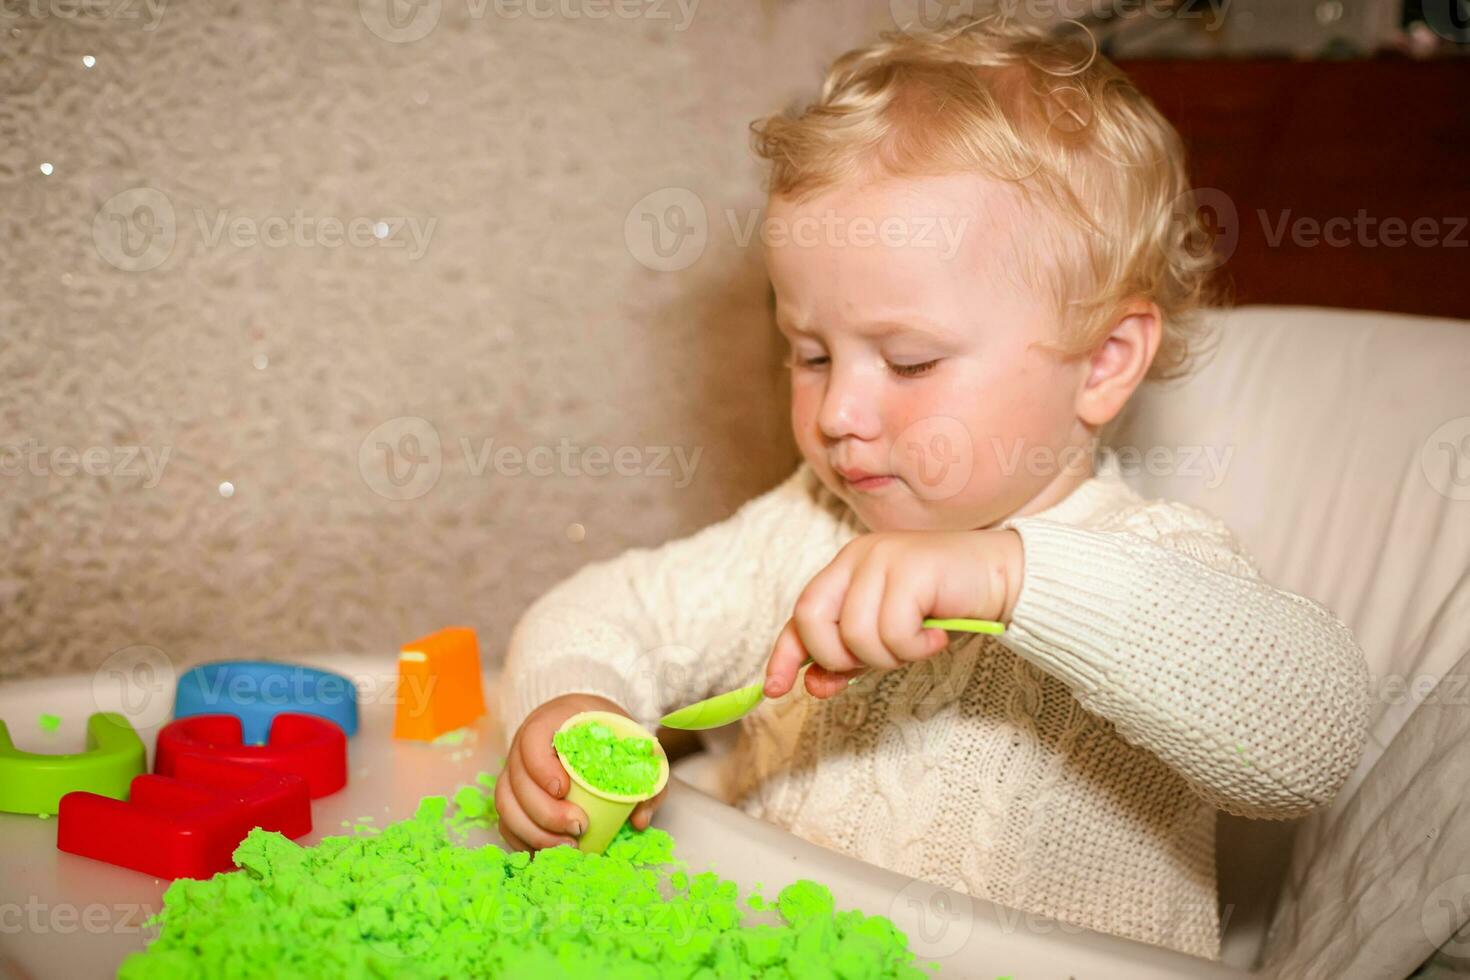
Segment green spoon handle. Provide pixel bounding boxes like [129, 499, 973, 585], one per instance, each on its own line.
[658, 618, 1007, 730]
[794, 617, 1005, 670]
[922, 617, 1006, 635]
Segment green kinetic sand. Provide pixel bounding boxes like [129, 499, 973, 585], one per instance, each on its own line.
[117, 772, 934, 979]
[553, 719, 661, 796]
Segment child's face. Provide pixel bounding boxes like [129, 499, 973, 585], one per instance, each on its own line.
[765, 173, 1094, 532]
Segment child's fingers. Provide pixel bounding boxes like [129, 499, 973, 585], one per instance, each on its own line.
[497, 818, 529, 853]
[517, 711, 573, 798]
[493, 767, 541, 851]
[492, 768, 530, 851]
[764, 619, 808, 697]
[495, 765, 577, 851]
[805, 663, 866, 699]
[790, 591, 865, 680]
[508, 751, 587, 838]
[630, 784, 668, 830]
[790, 557, 867, 677]
[879, 590, 951, 663]
[837, 561, 902, 672]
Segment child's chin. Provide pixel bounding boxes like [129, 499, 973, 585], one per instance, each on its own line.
[850, 492, 990, 533]
[847, 494, 939, 532]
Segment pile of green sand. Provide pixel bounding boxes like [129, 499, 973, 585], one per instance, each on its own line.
[553, 719, 662, 796]
[117, 773, 936, 979]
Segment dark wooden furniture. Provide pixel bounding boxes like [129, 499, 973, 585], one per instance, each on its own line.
[1120, 58, 1470, 320]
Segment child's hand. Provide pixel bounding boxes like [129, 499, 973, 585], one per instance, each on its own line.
[495, 692, 668, 852]
[764, 529, 1023, 700]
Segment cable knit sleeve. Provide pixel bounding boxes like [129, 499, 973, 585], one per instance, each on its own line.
[997, 505, 1372, 820]
[497, 464, 834, 741]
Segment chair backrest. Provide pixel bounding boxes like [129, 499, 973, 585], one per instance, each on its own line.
[1104, 304, 1470, 966]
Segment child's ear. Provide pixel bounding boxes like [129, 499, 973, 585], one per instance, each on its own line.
[1076, 299, 1162, 428]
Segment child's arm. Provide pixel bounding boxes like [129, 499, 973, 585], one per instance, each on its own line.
[998, 505, 1372, 821]
[498, 464, 836, 741]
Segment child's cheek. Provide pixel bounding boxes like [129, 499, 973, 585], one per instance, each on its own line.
[788, 383, 824, 447]
[904, 364, 1051, 509]
[884, 380, 981, 502]
[972, 367, 1082, 492]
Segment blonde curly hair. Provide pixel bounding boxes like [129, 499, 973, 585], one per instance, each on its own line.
[749, 14, 1223, 382]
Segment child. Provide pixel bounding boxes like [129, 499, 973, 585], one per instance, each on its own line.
[494, 14, 1370, 961]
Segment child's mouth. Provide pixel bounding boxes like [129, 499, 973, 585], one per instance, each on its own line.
[837, 470, 895, 492]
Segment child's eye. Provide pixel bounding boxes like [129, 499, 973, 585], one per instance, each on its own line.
[785, 353, 829, 370]
[888, 359, 940, 378]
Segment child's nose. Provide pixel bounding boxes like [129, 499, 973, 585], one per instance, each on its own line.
[817, 370, 882, 442]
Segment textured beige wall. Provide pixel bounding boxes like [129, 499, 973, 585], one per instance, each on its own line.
[1, 0, 901, 679]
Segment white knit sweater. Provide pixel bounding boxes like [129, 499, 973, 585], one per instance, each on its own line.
[498, 446, 1372, 960]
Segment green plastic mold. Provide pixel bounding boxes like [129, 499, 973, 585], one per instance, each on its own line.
[0, 712, 146, 815]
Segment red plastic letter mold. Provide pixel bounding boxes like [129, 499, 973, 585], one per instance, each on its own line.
[154, 712, 347, 798]
[57, 756, 310, 880]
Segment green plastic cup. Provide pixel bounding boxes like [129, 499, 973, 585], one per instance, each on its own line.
[552, 710, 669, 855]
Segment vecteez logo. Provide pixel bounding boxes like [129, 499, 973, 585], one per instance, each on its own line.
[359, 417, 444, 501]
[93, 187, 177, 273]
[359, 0, 443, 43]
[624, 187, 708, 272]
[357, 418, 705, 500]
